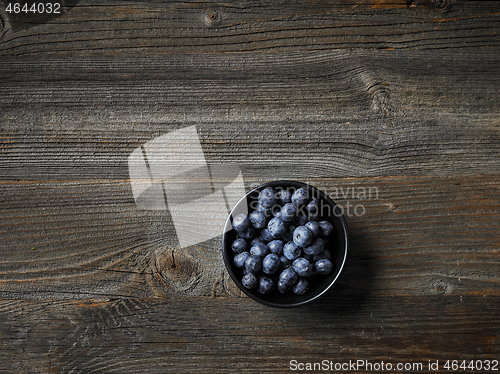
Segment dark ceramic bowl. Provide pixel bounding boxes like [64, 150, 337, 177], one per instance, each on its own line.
[222, 180, 349, 308]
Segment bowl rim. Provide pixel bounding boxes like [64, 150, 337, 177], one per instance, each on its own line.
[222, 180, 349, 308]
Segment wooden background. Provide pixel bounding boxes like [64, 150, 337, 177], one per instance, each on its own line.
[0, 0, 499, 372]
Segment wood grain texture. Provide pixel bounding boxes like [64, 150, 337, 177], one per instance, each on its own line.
[0, 0, 499, 371]
[0, 0, 499, 55]
[0, 296, 498, 373]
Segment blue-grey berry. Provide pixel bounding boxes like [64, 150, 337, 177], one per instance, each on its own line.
[293, 279, 310, 295]
[234, 251, 250, 268]
[276, 188, 292, 205]
[318, 220, 334, 238]
[283, 241, 302, 261]
[279, 267, 299, 287]
[238, 227, 255, 240]
[262, 253, 280, 275]
[260, 228, 276, 242]
[293, 226, 313, 247]
[280, 203, 297, 223]
[292, 257, 314, 277]
[268, 217, 288, 238]
[242, 273, 258, 289]
[315, 259, 333, 275]
[267, 239, 284, 255]
[258, 187, 277, 207]
[245, 254, 262, 273]
[249, 210, 268, 229]
[232, 214, 251, 233]
[304, 198, 320, 221]
[256, 203, 272, 217]
[257, 276, 275, 294]
[231, 238, 247, 253]
[291, 187, 309, 207]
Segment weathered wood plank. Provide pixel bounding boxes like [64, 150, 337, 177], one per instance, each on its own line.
[0, 0, 499, 55]
[0, 175, 498, 299]
[0, 296, 498, 373]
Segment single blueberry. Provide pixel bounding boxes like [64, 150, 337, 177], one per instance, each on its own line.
[231, 238, 247, 254]
[245, 254, 263, 273]
[267, 239, 284, 255]
[250, 236, 265, 247]
[260, 228, 276, 242]
[315, 258, 333, 275]
[291, 187, 309, 207]
[280, 203, 297, 223]
[238, 227, 255, 240]
[242, 273, 258, 289]
[257, 276, 275, 294]
[268, 217, 288, 238]
[262, 253, 280, 275]
[250, 241, 269, 257]
[305, 221, 321, 238]
[277, 279, 291, 294]
[313, 249, 331, 262]
[279, 267, 299, 287]
[283, 241, 302, 261]
[293, 226, 313, 247]
[234, 251, 250, 268]
[258, 187, 277, 207]
[276, 188, 292, 205]
[232, 214, 251, 233]
[293, 279, 310, 295]
[303, 238, 325, 256]
[304, 197, 320, 221]
[292, 257, 314, 277]
[249, 210, 268, 229]
[318, 220, 334, 238]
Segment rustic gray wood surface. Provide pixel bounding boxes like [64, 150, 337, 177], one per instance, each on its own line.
[0, 0, 499, 373]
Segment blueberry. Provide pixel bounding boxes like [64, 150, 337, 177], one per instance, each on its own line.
[268, 217, 288, 238]
[245, 254, 263, 273]
[260, 228, 276, 242]
[279, 267, 299, 287]
[257, 276, 275, 294]
[283, 241, 302, 261]
[291, 187, 309, 207]
[304, 198, 320, 221]
[313, 249, 331, 262]
[267, 239, 284, 255]
[232, 214, 251, 233]
[293, 226, 313, 247]
[293, 279, 310, 295]
[276, 188, 292, 205]
[303, 238, 325, 255]
[292, 257, 314, 277]
[242, 273, 258, 289]
[305, 221, 320, 238]
[318, 220, 334, 238]
[238, 227, 255, 240]
[262, 254, 280, 275]
[315, 259, 333, 275]
[249, 210, 268, 229]
[279, 255, 292, 269]
[234, 251, 250, 268]
[231, 238, 247, 254]
[280, 203, 297, 223]
[250, 241, 269, 257]
[258, 187, 277, 207]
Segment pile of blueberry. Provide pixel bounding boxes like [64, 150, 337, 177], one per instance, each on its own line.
[230, 186, 335, 296]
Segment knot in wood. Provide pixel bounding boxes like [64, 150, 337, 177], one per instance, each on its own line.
[155, 248, 201, 293]
[204, 9, 221, 27]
